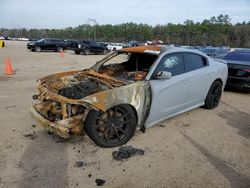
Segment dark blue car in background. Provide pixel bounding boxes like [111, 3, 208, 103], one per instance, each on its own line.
[223, 50, 250, 91]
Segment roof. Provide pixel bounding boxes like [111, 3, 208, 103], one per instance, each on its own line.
[119, 45, 163, 55]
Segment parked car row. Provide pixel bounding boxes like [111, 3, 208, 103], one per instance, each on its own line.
[27, 38, 110, 55]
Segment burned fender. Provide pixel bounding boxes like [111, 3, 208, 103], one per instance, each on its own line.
[81, 81, 151, 127]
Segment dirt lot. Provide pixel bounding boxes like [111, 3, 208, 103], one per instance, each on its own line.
[0, 41, 249, 188]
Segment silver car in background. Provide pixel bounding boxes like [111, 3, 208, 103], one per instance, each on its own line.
[31, 46, 228, 147]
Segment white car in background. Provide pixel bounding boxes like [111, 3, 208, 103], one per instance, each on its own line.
[107, 43, 125, 51]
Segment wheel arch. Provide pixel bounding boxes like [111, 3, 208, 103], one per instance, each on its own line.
[214, 78, 223, 85]
[82, 82, 151, 127]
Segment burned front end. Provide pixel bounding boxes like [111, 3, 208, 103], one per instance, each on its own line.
[31, 48, 159, 139]
[31, 69, 130, 138]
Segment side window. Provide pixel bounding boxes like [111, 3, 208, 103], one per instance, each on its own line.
[217, 50, 226, 54]
[184, 53, 207, 72]
[155, 53, 184, 76]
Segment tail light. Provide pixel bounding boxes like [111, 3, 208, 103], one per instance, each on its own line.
[243, 69, 250, 73]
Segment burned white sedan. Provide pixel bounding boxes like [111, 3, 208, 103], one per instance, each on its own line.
[31, 46, 228, 147]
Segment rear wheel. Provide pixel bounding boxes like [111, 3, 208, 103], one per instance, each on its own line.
[75, 51, 80, 55]
[57, 47, 63, 52]
[34, 46, 41, 52]
[84, 104, 136, 147]
[84, 48, 90, 55]
[204, 80, 222, 109]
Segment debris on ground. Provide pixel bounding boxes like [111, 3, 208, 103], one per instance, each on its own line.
[112, 146, 144, 161]
[88, 173, 92, 178]
[182, 124, 190, 127]
[95, 179, 105, 186]
[159, 124, 165, 127]
[56, 139, 66, 143]
[32, 124, 36, 128]
[74, 161, 85, 167]
[23, 131, 37, 140]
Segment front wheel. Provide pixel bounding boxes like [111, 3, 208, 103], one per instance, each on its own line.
[103, 49, 109, 55]
[84, 104, 137, 147]
[34, 46, 41, 52]
[204, 80, 222, 109]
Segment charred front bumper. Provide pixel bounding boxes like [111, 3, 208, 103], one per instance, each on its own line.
[31, 90, 92, 138]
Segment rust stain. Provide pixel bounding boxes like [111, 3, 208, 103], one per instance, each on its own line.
[119, 46, 161, 53]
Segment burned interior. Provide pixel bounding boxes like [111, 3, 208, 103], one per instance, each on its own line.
[97, 52, 158, 81]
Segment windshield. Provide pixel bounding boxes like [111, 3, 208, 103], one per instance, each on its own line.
[94, 52, 158, 81]
[224, 50, 250, 62]
[36, 39, 45, 43]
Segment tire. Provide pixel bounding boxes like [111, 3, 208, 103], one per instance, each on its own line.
[113, 47, 116, 51]
[204, 80, 222, 109]
[34, 46, 41, 52]
[103, 49, 109, 55]
[57, 47, 63, 52]
[75, 51, 80, 55]
[84, 104, 137, 148]
[84, 48, 90, 55]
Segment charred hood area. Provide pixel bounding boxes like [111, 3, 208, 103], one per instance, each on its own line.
[58, 80, 103, 99]
[38, 69, 130, 100]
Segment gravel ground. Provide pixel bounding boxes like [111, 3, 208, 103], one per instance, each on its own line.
[0, 41, 249, 188]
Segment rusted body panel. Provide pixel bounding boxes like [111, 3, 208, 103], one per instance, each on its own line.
[119, 46, 161, 53]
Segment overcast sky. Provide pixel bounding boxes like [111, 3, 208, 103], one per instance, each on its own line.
[0, 0, 249, 29]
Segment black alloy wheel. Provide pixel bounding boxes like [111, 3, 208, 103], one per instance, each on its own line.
[204, 81, 222, 109]
[84, 104, 136, 147]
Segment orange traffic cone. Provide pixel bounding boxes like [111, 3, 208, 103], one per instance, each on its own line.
[60, 50, 64, 57]
[5, 57, 13, 75]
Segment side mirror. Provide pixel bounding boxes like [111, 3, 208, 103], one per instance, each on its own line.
[155, 71, 172, 80]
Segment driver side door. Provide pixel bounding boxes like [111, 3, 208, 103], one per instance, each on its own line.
[145, 52, 189, 127]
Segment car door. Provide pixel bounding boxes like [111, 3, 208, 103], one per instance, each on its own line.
[40, 39, 48, 49]
[51, 39, 58, 50]
[183, 52, 212, 106]
[45, 39, 53, 50]
[145, 52, 189, 127]
[88, 41, 96, 53]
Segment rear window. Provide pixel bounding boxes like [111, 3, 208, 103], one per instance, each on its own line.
[216, 49, 227, 54]
[224, 51, 250, 62]
[184, 53, 207, 72]
[201, 48, 216, 54]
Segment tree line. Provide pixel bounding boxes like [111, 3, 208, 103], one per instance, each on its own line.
[1, 15, 250, 48]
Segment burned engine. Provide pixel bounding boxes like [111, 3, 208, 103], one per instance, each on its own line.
[58, 80, 101, 99]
